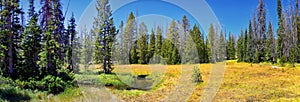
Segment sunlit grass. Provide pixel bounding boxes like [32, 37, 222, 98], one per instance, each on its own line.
[38, 62, 300, 101]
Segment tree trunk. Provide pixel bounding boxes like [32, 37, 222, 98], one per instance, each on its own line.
[8, 15, 13, 77]
[8, 36, 13, 76]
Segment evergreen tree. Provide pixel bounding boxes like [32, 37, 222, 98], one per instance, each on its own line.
[20, 7, 42, 80]
[124, 12, 137, 64]
[156, 26, 163, 56]
[130, 42, 138, 64]
[255, 0, 267, 63]
[237, 31, 244, 62]
[247, 20, 254, 63]
[39, 20, 62, 76]
[0, 0, 24, 78]
[171, 46, 180, 64]
[226, 33, 236, 60]
[137, 22, 148, 64]
[266, 22, 276, 63]
[53, 0, 65, 61]
[277, 0, 284, 65]
[208, 24, 217, 63]
[190, 25, 203, 63]
[162, 39, 173, 64]
[218, 30, 226, 62]
[167, 20, 181, 64]
[243, 30, 248, 62]
[148, 28, 156, 62]
[92, 0, 118, 73]
[200, 32, 206, 63]
[66, 14, 80, 73]
[205, 37, 212, 63]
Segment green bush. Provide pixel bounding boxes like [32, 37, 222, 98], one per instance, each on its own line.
[192, 66, 203, 83]
[14, 69, 76, 94]
[0, 76, 32, 101]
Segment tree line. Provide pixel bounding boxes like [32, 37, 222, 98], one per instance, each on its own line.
[236, 0, 299, 67]
[82, 0, 300, 70]
[0, 0, 79, 94]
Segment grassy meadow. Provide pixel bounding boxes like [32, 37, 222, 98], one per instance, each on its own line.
[27, 60, 300, 102]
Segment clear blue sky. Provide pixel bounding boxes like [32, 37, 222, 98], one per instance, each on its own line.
[20, 0, 280, 36]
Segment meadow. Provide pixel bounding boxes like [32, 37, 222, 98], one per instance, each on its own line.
[38, 61, 300, 102]
[2, 61, 300, 101]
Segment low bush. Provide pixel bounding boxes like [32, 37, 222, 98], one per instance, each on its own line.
[14, 69, 76, 94]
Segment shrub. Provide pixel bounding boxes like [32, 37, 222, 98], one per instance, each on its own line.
[14, 69, 76, 94]
[192, 66, 203, 83]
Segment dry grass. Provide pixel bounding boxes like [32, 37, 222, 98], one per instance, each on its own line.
[52, 62, 300, 101]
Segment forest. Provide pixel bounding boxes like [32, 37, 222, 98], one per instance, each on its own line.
[0, 0, 300, 101]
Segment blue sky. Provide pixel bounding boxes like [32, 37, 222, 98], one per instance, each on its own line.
[20, 0, 280, 36]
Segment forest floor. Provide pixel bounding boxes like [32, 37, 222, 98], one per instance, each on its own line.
[2, 61, 300, 101]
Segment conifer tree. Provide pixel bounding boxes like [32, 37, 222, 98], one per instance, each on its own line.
[20, 3, 42, 79]
[208, 24, 217, 63]
[66, 14, 80, 73]
[218, 30, 226, 62]
[156, 26, 163, 56]
[266, 22, 276, 63]
[124, 12, 137, 64]
[0, 0, 24, 78]
[137, 22, 148, 64]
[148, 29, 156, 62]
[190, 25, 203, 63]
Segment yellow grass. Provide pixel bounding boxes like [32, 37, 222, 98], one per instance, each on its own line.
[50, 62, 300, 101]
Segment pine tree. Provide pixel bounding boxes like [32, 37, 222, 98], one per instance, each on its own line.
[226, 33, 236, 60]
[148, 28, 156, 62]
[208, 24, 217, 63]
[167, 20, 181, 64]
[53, 0, 65, 61]
[20, 3, 42, 80]
[39, 20, 61, 76]
[256, 0, 267, 63]
[66, 14, 80, 73]
[190, 25, 203, 63]
[124, 12, 137, 64]
[156, 26, 163, 56]
[130, 42, 138, 64]
[266, 22, 276, 63]
[137, 22, 148, 64]
[205, 37, 211, 63]
[0, 0, 24, 78]
[218, 30, 226, 62]
[237, 31, 244, 62]
[200, 31, 206, 63]
[162, 39, 173, 64]
[92, 0, 118, 73]
[247, 20, 254, 63]
[171, 46, 180, 64]
[277, 0, 284, 65]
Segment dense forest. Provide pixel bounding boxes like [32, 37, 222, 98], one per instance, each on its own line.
[0, 0, 299, 100]
[0, 0, 79, 94]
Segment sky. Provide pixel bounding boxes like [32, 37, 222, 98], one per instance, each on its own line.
[20, 0, 281, 36]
